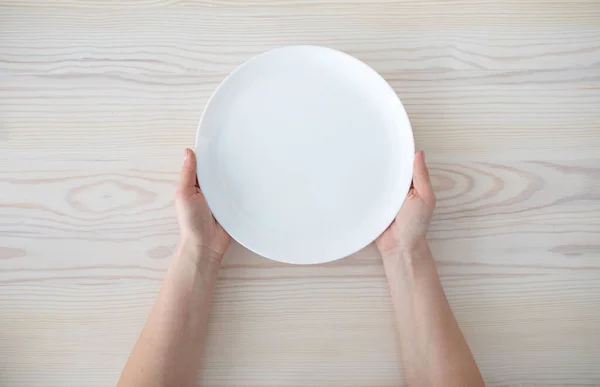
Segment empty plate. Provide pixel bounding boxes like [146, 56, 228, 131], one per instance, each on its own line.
[196, 45, 414, 264]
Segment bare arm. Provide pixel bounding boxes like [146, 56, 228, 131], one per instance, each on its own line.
[376, 151, 484, 387]
[117, 149, 231, 387]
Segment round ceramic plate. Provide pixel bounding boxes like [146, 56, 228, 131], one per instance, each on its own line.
[196, 46, 414, 264]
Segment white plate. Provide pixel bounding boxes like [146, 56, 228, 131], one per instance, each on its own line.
[196, 46, 414, 264]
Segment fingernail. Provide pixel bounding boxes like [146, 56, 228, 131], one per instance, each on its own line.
[184, 149, 189, 162]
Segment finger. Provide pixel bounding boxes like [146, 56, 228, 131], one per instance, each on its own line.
[412, 151, 434, 199]
[179, 148, 197, 189]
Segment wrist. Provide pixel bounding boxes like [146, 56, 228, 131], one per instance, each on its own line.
[381, 239, 432, 274]
[381, 239, 429, 261]
[176, 240, 224, 271]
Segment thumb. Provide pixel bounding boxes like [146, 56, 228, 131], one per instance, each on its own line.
[179, 148, 197, 189]
[412, 151, 434, 200]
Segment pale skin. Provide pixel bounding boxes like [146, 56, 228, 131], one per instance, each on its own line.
[376, 151, 485, 387]
[117, 149, 484, 387]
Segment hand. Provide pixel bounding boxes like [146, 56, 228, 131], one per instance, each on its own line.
[175, 149, 231, 261]
[376, 151, 436, 259]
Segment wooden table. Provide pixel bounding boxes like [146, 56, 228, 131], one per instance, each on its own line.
[1, 1, 599, 386]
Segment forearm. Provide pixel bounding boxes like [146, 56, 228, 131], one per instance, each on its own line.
[117, 243, 220, 387]
[383, 242, 484, 387]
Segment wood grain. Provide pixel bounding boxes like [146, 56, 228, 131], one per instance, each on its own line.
[1, 1, 600, 386]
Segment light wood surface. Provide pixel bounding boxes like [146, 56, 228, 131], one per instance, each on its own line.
[1, 1, 599, 386]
